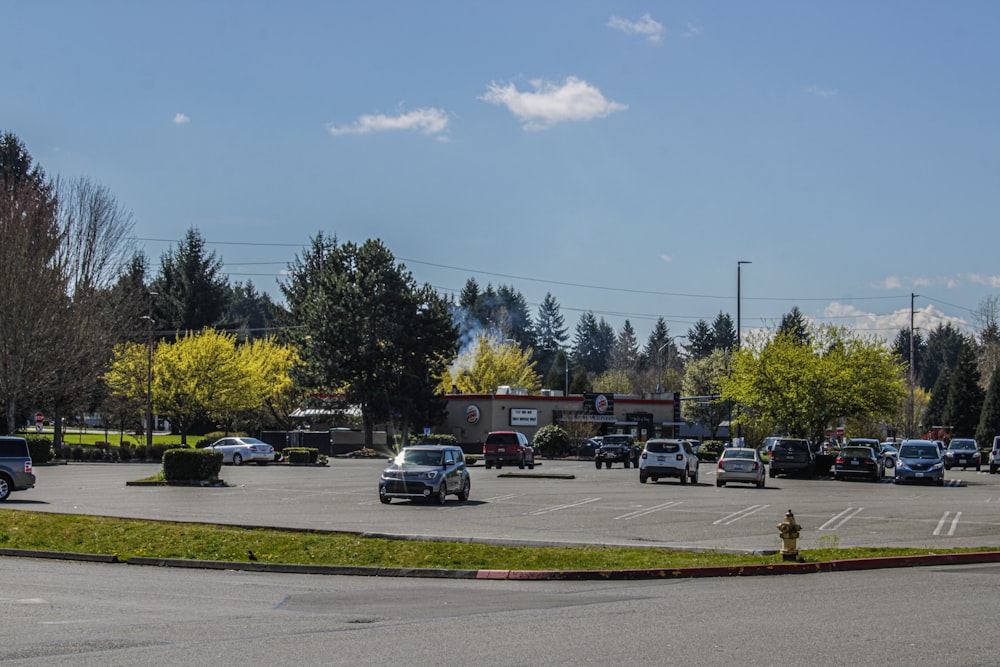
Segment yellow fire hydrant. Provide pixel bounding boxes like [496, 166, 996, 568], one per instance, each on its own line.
[776, 509, 801, 561]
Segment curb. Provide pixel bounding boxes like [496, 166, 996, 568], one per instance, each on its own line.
[3, 548, 1000, 580]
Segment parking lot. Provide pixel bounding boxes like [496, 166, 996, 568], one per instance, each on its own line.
[9, 458, 1000, 554]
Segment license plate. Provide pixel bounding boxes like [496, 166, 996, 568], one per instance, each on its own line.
[916, 472, 924, 477]
[498, 447, 506, 453]
[851, 460, 859, 465]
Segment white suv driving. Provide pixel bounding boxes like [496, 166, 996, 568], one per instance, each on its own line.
[638, 439, 699, 484]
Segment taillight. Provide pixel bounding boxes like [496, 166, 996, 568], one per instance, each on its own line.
[864, 459, 875, 465]
[835, 457, 845, 464]
[676, 454, 683, 461]
[717, 459, 724, 469]
[24, 461, 32, 473]
[752, 462, 759, 471]
[483, 444, 487, 454]
[641, 452, 648, 459]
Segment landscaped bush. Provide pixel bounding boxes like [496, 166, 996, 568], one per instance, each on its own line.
[162, 448, 223, 482]
[24, 437, 53, 464]
[532, 424, 570, 457]
[409, 433, 458, 446]
[698, 440, 725, 462]
[284, 447, 319, 464]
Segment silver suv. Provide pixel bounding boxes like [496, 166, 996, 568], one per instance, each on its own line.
[0, 436, 36, 501]
[638, 439, 699, 484]
[379, 445, 470, 504]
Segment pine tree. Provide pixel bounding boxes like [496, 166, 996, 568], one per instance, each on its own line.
[533, 292, 568, 379]
[943, 341, 984, 437]
[711, 311, 737, 351]
[976, 361, 1000, 446]
[685, 320, 714, 360]
[778, 307, 810, 345]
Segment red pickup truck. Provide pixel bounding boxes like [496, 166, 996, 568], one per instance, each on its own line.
[483, 431, 535, 470]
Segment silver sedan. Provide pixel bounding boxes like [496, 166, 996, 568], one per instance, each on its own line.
[205, 437, 275, 465]
[716, 447, 766, 488]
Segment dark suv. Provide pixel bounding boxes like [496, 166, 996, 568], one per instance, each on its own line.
[594, 434, 638, 469]
[0, 436, 36, 501]
[768, 438, 816, 478]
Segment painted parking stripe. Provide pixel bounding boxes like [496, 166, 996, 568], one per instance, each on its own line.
[819, 507, 864, 531]
[529, 497, 601, 515]
[712, 504, 769, 526]
[933, 511, 962, 536]
[615, 501, 682, 521]
[482, 493, 524, 502]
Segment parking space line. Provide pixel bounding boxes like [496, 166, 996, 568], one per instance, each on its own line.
[615, 501, 682, 521]
[482, 493, 524, 503]
[529, 497, 601, 515]
[933, 511, 962, 536]
[818, 507, 864, 531]
[712, 504, 769, 526]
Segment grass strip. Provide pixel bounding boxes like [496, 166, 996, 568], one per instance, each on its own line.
[1, 509, 996, 571]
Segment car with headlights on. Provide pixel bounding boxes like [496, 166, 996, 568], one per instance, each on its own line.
[715, 447, 765, 488]
[832, 445, 884, 482]
[893, 440, 945, 485]
[638, 438, 699, 484]
[379, 445, 470, 504]
[944, 438, 980, 471]
[204, 436, 276, 465]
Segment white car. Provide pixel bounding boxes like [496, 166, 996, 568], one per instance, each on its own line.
[205, 437, 276, 465]
[638, 438, 699, 484]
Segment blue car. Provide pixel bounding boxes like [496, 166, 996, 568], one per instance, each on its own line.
[893, 439, 945, 486]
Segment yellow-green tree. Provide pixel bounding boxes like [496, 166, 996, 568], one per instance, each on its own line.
[721, 325, 906, 445]
[450, 334, 541, 394]
[592, 369, 632, 395]
[102, 341, 149, 439]
[232, 336, 300, 431]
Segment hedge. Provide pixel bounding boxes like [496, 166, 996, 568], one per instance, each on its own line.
[163, 448, 223, 482]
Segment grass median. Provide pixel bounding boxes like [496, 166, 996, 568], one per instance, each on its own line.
[1, 510, 996, 570]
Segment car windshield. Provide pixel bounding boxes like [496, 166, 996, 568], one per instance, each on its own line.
[899, 445, 936, 459]
[398, 450, 443, 466]
[776, 441, 808, 452]
[603, 436, 631, 445]
[949, 440, 976, 450]
[646, 441, 679, 454]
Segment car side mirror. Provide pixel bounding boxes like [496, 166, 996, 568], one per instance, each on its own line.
[445, 458, 454, 466]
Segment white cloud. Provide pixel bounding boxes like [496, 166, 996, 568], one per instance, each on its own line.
[876, 276, 903, 290]
[479, 77, 627, 130]
[660, 254, 673, 263]
[327, 107, 449, 138]
[822, 301, 968, 341]
[608, 13, 664, 43]
[173, 113, 190, 124]
[805, 86, 838, 98]
[682, 23, 702, 38]
[966, 273, 1000, 288]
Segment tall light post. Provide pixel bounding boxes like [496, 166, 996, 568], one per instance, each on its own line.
[909, 293, 919, 438]
[142, 291, 157, 448]
[656, 342, 670, 394]
[737, 260, 752, 348]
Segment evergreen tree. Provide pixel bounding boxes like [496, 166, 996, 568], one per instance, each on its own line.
[943, 341, 984, 437]
[685, 320, 714, 360]
[778, 307, 810, 346]
[545, 348, 571, 393]
[976, 361, 1000, 446]
[892, 327, 926, 387]
[151, 227, 231, 333]
[572, 312, 613, 374]
[533, 292, 568, 379]
[923, 367, 952, 433]
[609, 320, 640, 371]
[711, 311, 737, 351]
[921, 323, 965, 392]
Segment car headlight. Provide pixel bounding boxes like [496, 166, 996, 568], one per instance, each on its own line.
[931, 462, 944, 471]
[424, 471, 439, 479]
[896, 461, 911, 471]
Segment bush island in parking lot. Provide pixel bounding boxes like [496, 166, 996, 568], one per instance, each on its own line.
[163, 448, 223, 482]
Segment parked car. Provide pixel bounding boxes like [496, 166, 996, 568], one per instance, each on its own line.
[893, 439, 946, 485]
[991, 436, 1000, 474]
[832, 445, 884, 482]
[379, 445, 470, 504]
[204, 436, 276, 465]
[944, 438, 980, 471]
[482, 431, 535, 470]
[594, 434, 638, 469]
[638, 439, 699, 484]
[0, 436, 35, 502]
[716, 447, 765, 488]
[879, 442, 899, 462]
[768, 438, 816, 478]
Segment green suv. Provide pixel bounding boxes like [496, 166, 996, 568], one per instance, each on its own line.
[0, 436, 36, 501]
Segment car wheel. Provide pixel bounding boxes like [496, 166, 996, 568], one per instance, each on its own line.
[991, 463, 998, 474]
[768, 468, 776, 478]
[379, 486, 391, 504]
[639, 472, 647, 484]
[457, 477, 470, 501]
[233, 453, 243, 466]
[605, 461, 611, 469]
[944, 462, 952, 470]
[518, 457, 525, 470]
[680, 468, 688, 484]
[716, 479, 723, 488]
[651, 477, 659, 483]
[485, 461, 493, 469]
[759, 476, 765, 488]
[435, 481, 448, 504]
[595, 460, 602, 469]
[936, 478, 945, 487]
[691, 466, 699, 484]
[0, 474, 10, 502]
[976, 464, 982, 472]
[528, 461, 535, 470]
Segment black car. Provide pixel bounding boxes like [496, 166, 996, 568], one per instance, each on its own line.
[832, 445, 884, 482]
[594, 435, 638, 469]
[768, 438, 816, 478]
[944, 438, 981, 471]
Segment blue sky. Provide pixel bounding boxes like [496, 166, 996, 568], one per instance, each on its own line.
[5, 1, 1000, 345]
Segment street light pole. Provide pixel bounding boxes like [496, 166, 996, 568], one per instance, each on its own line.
[737, 261, 752, 348]
[656, 342, 670, 394]
[142, 291, 157, 448]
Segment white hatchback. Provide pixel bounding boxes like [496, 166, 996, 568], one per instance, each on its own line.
[638, 439, 699, 484]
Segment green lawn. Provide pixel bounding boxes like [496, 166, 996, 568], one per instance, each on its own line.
[1, 510, 995, 571]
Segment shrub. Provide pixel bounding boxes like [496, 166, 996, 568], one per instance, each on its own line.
[464, 454, 478, 465]
[118, 444, 134, 462]
[134, 444, 147, 461]
[533, 424, 570, 457]
[148, 443, 172, 462]
[163, 448, 223, 482]
[410, 433, 458, 447]
[24, 437, 53, 464]
[71, 446, 84, 461]
[284, 447, 319, 464]
[698, 440, 725, 462]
